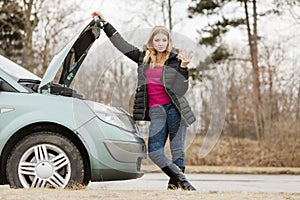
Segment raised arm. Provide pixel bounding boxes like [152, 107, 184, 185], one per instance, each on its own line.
[92, 11, 141, 63]
[174, 50, 193, 96]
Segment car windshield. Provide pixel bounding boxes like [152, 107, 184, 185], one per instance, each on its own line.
[0, 55, 41, 81]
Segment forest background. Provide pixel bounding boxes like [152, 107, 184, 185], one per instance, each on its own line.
[0, 0, 299, 168]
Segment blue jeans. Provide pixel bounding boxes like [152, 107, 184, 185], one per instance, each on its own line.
[148, 103, 187, 168]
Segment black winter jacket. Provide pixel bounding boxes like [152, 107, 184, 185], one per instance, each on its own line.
[103, 23, 196, 126]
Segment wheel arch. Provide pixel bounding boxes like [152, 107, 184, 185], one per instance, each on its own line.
[0, 122, 91, 185]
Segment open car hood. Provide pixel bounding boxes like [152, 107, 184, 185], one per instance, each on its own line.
[39, 18, 101, 89]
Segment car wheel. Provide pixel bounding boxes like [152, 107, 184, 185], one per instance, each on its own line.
[6, 131, 85, 189]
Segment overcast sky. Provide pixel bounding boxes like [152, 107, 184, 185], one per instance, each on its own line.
[82, 0, 204, 41]
[78, 0, 299, 71]
[82, 1, 299, 44]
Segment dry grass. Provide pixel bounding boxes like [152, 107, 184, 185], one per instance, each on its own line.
[140, 134, 300, 174]
[0, 188, 299, 200]
[141, 164, 300, 174]
[184, 135, 300, 167]
[142, 134, 300, 173]
[185, 165, 300, 174]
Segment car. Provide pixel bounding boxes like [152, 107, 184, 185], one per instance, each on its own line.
[0, 18, 146, 189]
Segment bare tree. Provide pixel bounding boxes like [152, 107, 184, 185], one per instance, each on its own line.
[122, 0, 185, 31]
[0, 0, 44, 70]
[1, 0, 102, 73]
[33, 0, 92, 75]
[243, 0, 264, 141]
[278, 0, 300, 24]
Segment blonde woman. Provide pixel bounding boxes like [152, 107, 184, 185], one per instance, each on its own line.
[92, 11, 196, 191]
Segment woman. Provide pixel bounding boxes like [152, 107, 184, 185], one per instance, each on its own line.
[92, 11, 196, 191]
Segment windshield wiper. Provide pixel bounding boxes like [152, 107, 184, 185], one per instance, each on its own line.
[18, 79, 41, 92]
[18, 79, 41, 84]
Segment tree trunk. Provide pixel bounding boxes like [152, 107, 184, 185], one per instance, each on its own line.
[244, 0, 264, 141]
[297, 82, 300, 133]
[22, 0, 40, 71]
[167, 0, 173, 31]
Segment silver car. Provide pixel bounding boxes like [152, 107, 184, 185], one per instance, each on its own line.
[0, 18, 146, 189]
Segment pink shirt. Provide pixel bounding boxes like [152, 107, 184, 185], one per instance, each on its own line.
[146, 67, 171, 108]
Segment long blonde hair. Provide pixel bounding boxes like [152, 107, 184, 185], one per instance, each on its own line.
[143, 26, 173, 68]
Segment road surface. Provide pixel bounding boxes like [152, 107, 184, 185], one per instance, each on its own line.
[88, 173, 300, 193]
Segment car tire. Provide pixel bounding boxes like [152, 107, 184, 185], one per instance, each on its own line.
[6, 131, 85, 189]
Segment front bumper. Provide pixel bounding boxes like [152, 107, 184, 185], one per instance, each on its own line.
[76, 116, 146, 181]
[104, 139, 146, 163]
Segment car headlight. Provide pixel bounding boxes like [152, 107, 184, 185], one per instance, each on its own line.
[85, 101, 139, 134]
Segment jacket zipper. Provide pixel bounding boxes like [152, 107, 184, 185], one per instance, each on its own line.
[143, 86, 147, 119]
[142, 65, 147, 120]
[162, 62, 189, 126]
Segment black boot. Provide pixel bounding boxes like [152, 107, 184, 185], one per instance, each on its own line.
[167, 166, 185, 190]
[162, 163, 196, 191]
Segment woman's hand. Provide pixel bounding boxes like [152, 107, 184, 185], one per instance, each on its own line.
[179, 50, 193, 68]
[91, 11, 107, 25]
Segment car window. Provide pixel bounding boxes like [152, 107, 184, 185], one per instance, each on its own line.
[0, 78, 17, 92]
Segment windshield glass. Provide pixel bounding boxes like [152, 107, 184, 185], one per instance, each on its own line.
[0, 55, 41, 81]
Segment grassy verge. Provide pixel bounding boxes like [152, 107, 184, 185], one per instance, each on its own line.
[142, 165, 300, 174]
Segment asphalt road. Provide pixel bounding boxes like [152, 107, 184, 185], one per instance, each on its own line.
[88, 173, 300, 193]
